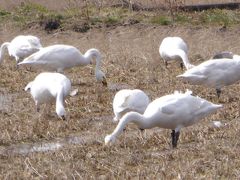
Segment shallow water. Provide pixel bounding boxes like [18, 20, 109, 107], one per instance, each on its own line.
[0, 115, 113, 156]
[0, 136, 87, 156]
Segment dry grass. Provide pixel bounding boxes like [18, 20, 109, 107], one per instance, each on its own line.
[0, 0, 238, 10]
[0, 1, 240, 179]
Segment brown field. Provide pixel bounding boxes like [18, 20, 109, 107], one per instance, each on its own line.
[0, 0, 239, 10]
[0, 0, 240, 179]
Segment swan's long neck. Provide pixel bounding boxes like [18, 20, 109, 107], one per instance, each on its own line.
[84, 48, 102, 73]
[0, 42, 10, 63]
[56, 89, 65, 117]
[176, 49, 193, 70]
[110, 112, 146, 139]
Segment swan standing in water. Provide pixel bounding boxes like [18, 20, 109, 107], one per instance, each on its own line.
[177, 58, 240, 98]
[113, 89, 150, 122]
[159, 36, 194, 70]
[0, 35, 42, 64]
[105, 90, 222, 148]
[18, 45, 107, 86]
[25, 72, 71, 120]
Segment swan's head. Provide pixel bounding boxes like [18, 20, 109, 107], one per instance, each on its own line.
[24, 81, 33, 92]
[56, 106, 66, 120]
[104, 134, 116, 145]
[96, 70, 107, 86]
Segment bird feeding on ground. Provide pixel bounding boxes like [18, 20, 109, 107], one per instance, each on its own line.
[112, 89, 150, 122]
[159, 36, 194, 70]
[18, 45, 107, 86]
[0, 35, 42, 64]
[25, 72, 71, 120]
[105, 90, 222, 148]
[177, 58, 240, 98]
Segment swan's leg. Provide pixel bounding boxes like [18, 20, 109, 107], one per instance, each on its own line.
[165, 61, 168, 68]
[216, 88, 221, 99]
[175, 131, 180, 147]
[139, 128, 145, 140]
[171, 130, 180, 148]
[36, 102, 40, 112]
[180, 62, 184, 70]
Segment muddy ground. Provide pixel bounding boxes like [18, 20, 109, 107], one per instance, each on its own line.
[0, 9, 240, 179]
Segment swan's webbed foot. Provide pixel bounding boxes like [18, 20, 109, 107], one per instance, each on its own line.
[36, 104, 40, 112]
[171, 130, 180, 148]
[216, 88, 221, 99]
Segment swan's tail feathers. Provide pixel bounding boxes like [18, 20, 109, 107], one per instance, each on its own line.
[185, 89, 193, 95]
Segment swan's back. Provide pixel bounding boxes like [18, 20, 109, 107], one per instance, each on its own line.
[159, 37, 188, 59]
[178, 58, 240, 87]
[27, 72, 71, 104]
[113, 89, 150, 121]
[8, 35, 42, 59]
[18, 45, 83, 71]
[143, 90, 221, 129]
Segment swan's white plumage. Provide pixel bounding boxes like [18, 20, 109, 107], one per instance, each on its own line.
[18, 45, 107, 85]
[25, 72, 71, 119]
[105, 90, 222, 146]
[0, 35, 42, 63]
[113, 89, 150, 122]
[159, 36, 194, 70]
[177, 58, 240, 90]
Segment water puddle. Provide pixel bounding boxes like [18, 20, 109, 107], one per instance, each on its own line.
[0, 135, 94, 156]
[0, 93, 15, 112]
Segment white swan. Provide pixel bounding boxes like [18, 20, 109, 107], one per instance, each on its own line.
[25, 72, 71, 120]
[113, 89, 150, 122]
[159, 36, 194, 70]
[177, 58, 240, 98]
[18, 45, 107, 86]
[105, 90, 222, 148]
[0, 35, 42, 64]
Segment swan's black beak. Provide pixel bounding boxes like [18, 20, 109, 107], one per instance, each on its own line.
[102, 77, 108, 86]
[61, 115, 66, 121]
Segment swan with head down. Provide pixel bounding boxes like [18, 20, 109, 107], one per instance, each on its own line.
[0, 35, 42, 64]
[105, 90, 222, 148]
[113, 89, 150, 122]
[177, 57, 240, 98]
[18, 44, 107, 86]
[159, 36, 194, 70]
[25, 72, 71, 120]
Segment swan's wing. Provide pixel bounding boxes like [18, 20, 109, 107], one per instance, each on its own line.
[116, 94, 131, 112]
[161, 103, 176, 115]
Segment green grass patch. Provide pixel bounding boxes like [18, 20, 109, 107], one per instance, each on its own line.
[199, 9, 240, 26]
[150, 15, 172, 25]
[2, 2, 240, 31]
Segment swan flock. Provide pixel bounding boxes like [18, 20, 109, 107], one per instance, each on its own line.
[0, 34, 229, 149]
